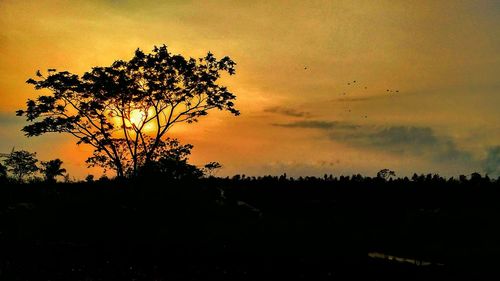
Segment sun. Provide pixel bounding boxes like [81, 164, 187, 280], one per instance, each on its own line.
[129, 109, 156, 132]
[112, 108, 156, 134]
[129, 109, 146, 128]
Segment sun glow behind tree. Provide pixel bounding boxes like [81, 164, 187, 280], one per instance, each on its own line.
[17, 45, 239, 177]
[110, 107, 156, 137]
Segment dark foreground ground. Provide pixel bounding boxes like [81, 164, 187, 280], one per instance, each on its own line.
[1, 176, 499, 280]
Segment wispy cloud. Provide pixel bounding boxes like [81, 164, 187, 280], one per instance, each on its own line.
[0, 112, 23, 126]
[272, 120, 359, 130]
[483, 146, 500, 177]
[264, 106, 312, 118]
[334, 94, 399, 103]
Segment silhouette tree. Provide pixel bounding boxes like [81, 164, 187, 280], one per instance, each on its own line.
[2, 150, 38, 182]
[459, 174, 467, 183]
[40, 159, 67, 183]
[0, 162, 7, 180]
[17, 45, 239, 177]
[377, 169, 396, 180]
[85, 174, 94, 183]
[138, 138, 203, 179]
[203, 162, 222, 177]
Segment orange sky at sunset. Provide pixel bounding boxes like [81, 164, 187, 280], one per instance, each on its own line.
[1, 0, 499, 179]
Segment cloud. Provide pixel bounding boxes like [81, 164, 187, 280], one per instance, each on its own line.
[334, 95, 396, 102]
[264, 106, 312, 118]
[335, 96, 375, 102]
[0, 112, 24, 126]
[357, 126, 473, 163]
[272, 120, 359, 130]
[274, 119, 473, 165]
[483, 146, 500, 177]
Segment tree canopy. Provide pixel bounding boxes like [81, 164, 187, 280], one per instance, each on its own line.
[40, 159, 67, 182]
[1, 150, 38, 182]
[17, 45, 239, 177]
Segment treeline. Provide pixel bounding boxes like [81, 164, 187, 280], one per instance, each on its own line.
[214, 171, 499, 185]
[1, 175, 499, 280]
[0, 148, 223, 184]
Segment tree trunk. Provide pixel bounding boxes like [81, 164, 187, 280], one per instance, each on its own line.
[115, 160, 124, 178]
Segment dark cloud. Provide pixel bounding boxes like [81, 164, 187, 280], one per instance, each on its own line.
[274, 119, 473, 165]
[264, 106, 312, 118]
[355, 126, 473, 163]
[483, 146, 500, 177]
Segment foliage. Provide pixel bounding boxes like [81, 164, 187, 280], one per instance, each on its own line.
[40, 159, 67, 182]
[203, 162, 222, 177]
[377, 169, 396, 180]
[138, 138, 203, 179]
[1, 150, 38, 182]
[63, 173, 72, 183]
[17, 45, 239, 177]
[0, 162, 7, 180]
[85, 174, 94, 183]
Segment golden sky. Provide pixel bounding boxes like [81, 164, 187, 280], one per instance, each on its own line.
[1, 0, 499, 178]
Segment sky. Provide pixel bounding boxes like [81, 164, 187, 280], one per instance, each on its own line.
[1, 0, 499, 179]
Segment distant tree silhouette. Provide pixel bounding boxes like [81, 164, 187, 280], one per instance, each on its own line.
[97, 175, 110, 182]
[40, 159, 66, 183]
[459, 174, 467, 183]
[17, 45, 239, 177]
[0, 162, 7, 180]
[63, 173, 72, 183]
[85, 174, 94, 183]
[377, 169, 396, 180]
[2, 150, 38, 182]
[203, 162, 222, 177]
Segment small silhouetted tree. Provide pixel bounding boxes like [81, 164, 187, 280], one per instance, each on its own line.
[470, 172, 483, 185]
[203, 162, 222, 177]
[3, 150, 38, 182]
[85, 174, 94, 183]
[40, 159, 66, 182]
[377, 169, 396, 180]
[17, 45, 239, 177]
[459, 174, 467, 183]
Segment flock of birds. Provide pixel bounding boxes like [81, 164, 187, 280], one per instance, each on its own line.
[344, 80, 400, 119]
[303, 66, 400, 120]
